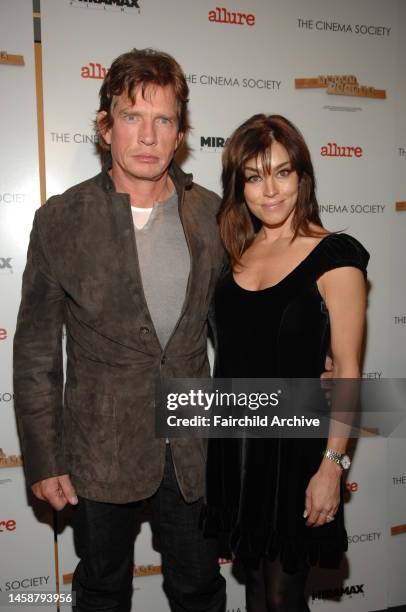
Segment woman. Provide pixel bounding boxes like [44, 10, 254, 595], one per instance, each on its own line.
[205, 114, 369, 611]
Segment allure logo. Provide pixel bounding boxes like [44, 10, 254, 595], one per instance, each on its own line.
[0, 519, 16, 532]
[81, 62, 108, 80]
[208, 7, 255, 26]
[321, 143, 363, 158]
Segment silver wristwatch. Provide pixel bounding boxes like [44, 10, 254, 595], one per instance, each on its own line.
[323, 448, 351, 470]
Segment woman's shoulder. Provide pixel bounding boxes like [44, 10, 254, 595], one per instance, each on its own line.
[310, 231, 370, 277]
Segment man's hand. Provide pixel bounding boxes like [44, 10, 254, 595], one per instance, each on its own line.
[31, 474, 78, 511]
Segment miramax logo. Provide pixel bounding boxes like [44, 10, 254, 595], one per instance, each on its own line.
[312, 583, 365, 602]
[200, 136, 229, 151]
[295, 74, 386, 99]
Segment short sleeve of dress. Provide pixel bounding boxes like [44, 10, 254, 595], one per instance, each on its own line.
[311, 233, 369, 280]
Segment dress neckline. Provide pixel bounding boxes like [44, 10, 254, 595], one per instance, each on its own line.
[231, 233, 333, 293]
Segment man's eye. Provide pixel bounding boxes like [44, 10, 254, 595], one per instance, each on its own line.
[158, 117, 171, 125]
[124, 114, 137, 122]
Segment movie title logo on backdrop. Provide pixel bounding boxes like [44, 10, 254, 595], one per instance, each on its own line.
[208, 7, 255, 26]
[311, 583, 365, 602]
[348, 532, 381, 545]
[0, 576, 50, 591]
[200, 136, 229, 152]
[391, 523, 406, 536]
[63, 564, 161, 585]
[320, 143, 363, 158]
[0, 478, 12, 486]
[394, 315, 406, 325]
[81, 62, 107, 80]
[0, 328, 8, 341]
[0, 519, 16, 533]
[396, 202, 406, 211]
[0, 51, 25, 67]
[0, 258, 13, 274]
[0, 449, 22, 468]
[69, 0, 140, 12]
[185, 73, 281, 91]
[133, 565, 161, 577]
[393, 474, 406, 486]
[320, 203, 386, 214]
[399, 147, 406, 158]
[51, 132, 98, 145]
[295, 74, 386, 100]
[297, 18, 391, 37]
[0, 193, 26, 205]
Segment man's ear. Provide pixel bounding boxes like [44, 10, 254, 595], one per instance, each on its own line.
[97, 111, 111, 145]
[175, 131, 184, 151]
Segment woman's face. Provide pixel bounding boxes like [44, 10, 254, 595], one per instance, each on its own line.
[243, 141, 299, 229]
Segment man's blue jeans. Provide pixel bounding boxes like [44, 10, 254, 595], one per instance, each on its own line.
[72, 445, 226, 612]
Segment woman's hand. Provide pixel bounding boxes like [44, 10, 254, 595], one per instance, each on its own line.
[303, 459, 341, 527]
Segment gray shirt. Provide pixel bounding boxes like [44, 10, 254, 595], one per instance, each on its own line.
[131, 192, 190, 349]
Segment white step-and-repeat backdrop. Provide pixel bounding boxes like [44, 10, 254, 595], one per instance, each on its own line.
[1, 0, 405, 611]
[0, 1, 55, 611]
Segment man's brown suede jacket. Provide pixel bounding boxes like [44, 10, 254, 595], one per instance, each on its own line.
[13, 162, 224, 504]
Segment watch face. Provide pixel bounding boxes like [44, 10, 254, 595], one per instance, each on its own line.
[341, 455, 351, 470]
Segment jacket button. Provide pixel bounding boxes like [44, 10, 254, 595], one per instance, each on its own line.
[140, 326, 150, 335]
[161, 356, 166, 365]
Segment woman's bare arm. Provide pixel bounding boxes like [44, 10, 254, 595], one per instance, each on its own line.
[304, 266, 367, 527]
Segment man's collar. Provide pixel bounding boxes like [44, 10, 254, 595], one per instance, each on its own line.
[169, 160, 193, 191]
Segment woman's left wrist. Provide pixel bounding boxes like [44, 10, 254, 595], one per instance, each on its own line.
[323, 448, 351, 471]
[319, 457, 343, 477]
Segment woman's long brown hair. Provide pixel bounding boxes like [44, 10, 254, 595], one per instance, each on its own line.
[218, 114, 323, 267]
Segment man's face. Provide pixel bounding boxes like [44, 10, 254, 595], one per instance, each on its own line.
[100, 84, 182, 183]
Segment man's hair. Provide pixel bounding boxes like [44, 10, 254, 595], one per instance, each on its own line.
[218, 114, 324, 266]
[96, 48, 190, 151]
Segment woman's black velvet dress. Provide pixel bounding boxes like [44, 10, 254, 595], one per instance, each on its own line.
[205, 233, 369, 573]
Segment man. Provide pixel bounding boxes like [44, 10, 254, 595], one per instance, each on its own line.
[14, 49, 226, 612]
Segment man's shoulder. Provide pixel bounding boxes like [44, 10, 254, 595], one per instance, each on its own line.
[38, 172, 105, 216]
